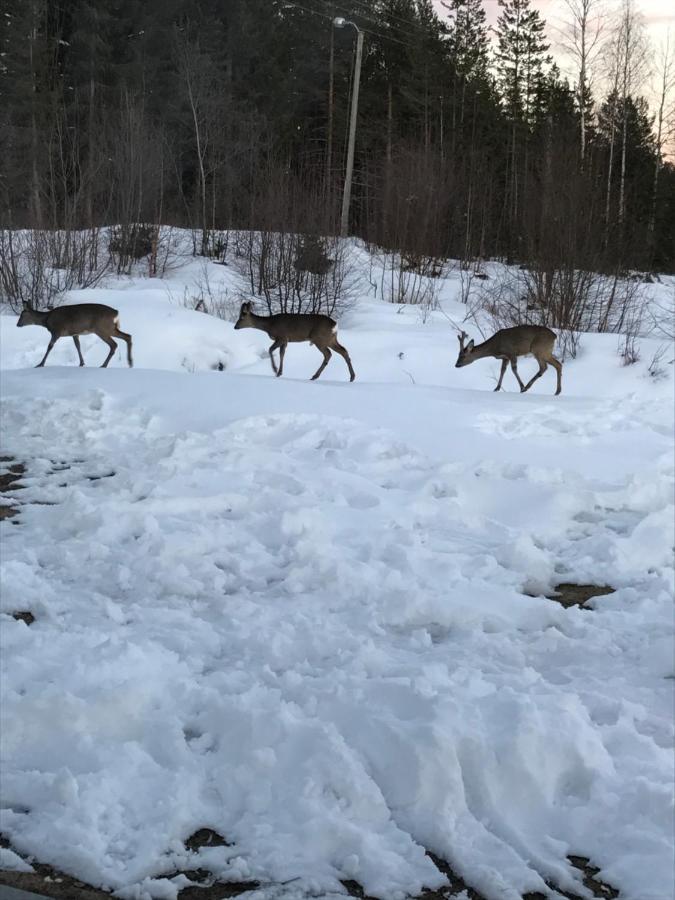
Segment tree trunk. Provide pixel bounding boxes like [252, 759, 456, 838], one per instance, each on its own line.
[29, 15, 43, 228]
[618, 95, 627, 226]
[604, 94, 617, 243]
[326, 25, 334, 190]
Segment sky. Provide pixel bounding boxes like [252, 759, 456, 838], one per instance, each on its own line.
[478, 0, 674, 34]
[434, 0, 674, 85]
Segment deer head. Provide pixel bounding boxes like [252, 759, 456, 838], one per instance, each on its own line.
[455, 331, 475, 367]
[234, 302, 254, 330]
[17, 302, 42, 328]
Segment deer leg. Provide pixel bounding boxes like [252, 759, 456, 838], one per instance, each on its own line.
[522, 358, 547, 393]
[494, 358, 508, 391]
[73, 335, 85, 366]
[277, 341, 287, 377]
[548, 355, 563, 395]
[97, 334, 117, 368]
[331, 340, 355, 382]
[311, 346, 332, 381]
[510, 357, 526, 392]
[113, 327, 133, 368]
[36, 336, 58, 367]
[268, 340, 281, 375]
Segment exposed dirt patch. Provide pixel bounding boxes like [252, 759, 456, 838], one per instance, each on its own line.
[0, 842, 490, 900]
[11, 611, 35, 626]
[422, 852, 486, 898]
[568, 855, 619, 898]
[184, 828, 231, 851]
[0, 461, 26, 492]
[0, 836, 619, 900]
[0, 458, 117, 519]
[0, 862, 258, 900]
[175, 879, 259, 899]
[343, 852, 487, 899]
[549, 583, 616, 608]
[523, 854, 619, 900]
[0, 834, 109, 900]
[0, 834, 257, 900]
[161, 828, 258, 899]
[0, 458, 26, 520]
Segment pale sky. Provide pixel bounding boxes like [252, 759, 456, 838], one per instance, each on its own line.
[434, 1, 674, 82]
[478, 0, 674, 34]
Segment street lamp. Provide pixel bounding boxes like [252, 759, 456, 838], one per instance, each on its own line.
[334, 17, 364, 238]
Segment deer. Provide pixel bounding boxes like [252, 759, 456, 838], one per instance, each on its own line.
[17, 302, 133, 369]
[234, 301, 355, 382]
[455, 325, 562, 395]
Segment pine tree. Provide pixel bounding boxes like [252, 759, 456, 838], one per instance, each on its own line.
[494, 0, 552, 259]
[445, 0, 490, 84]
[495, 0, 552, 126]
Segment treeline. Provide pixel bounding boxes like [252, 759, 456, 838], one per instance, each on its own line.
[1, 0, 673, 273]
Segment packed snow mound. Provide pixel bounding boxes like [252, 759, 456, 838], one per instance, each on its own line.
[2, 253, 674, 398]
[1, 373, 673, 900]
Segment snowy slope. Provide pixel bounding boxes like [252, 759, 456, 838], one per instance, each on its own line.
[0, 252, 673, 900]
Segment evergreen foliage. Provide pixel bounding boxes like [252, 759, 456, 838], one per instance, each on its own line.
[0, 0, 672, 272]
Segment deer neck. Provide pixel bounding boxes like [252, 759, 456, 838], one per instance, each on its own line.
[29, 309, 50, 327]
[249, 312, 275, 335]
[469, 339, 495, 361]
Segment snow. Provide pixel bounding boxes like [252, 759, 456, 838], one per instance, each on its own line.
[1, 247, 673, 900]
[0, 847, 34, 873]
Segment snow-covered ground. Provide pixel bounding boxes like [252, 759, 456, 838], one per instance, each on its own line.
[1, 247, 674, 900]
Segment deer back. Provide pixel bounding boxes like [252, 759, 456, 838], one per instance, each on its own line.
[46, 304, 120, 336]
[486, 325, 556, 357]
[263, 312, 335, 343]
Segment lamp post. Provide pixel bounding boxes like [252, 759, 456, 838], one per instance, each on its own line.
[334, 17, 363, 238]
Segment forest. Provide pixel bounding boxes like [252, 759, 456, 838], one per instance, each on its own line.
[1, 0, 673, 280]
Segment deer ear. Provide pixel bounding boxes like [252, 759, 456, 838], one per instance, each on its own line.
[467, 340, 474, 351]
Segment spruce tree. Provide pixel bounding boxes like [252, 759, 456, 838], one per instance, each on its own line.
[445, 0, 490, 83]
[495, 0, 552, 126]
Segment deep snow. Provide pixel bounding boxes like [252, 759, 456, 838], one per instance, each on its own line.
[1, 248, 673, 900]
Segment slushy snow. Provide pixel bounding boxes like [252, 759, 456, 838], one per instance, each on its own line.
[1, 248, 673, 900]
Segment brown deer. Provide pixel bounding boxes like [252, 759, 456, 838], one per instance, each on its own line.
[17, 302, 133, 368]
[455, 326, 562, 395]
[234, 302, 355, 382]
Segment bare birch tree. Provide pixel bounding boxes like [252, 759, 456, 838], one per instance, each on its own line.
[648, 31, 675, 242]
[559, 0, 604, 164]
[601, 0, 647, 237]
[615, 0, 648, 226]
[175, 29, 226, 256]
